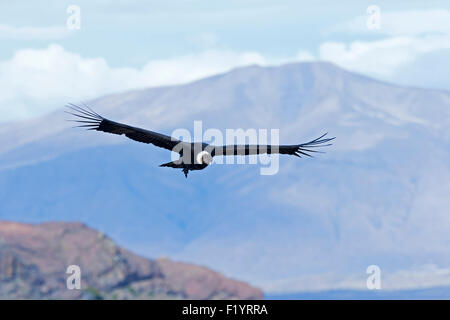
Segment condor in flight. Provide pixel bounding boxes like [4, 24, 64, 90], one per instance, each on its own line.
[67, 104, 334, 178]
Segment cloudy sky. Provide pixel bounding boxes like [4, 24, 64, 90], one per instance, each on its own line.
[1, 0, 450, 122]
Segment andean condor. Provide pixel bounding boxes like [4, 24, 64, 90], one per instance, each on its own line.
[67, 104, 335, 178]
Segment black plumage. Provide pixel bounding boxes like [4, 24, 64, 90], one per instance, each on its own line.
[67, 104, 334, 178]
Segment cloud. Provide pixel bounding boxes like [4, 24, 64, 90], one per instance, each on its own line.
[0, 24, 69, 40]
[309, 8, 450, 87]
[3, 10, 450, 123]
[331, 9, 450, 36]
[298, 35, 450, 78]
[0, 44, 267, 122]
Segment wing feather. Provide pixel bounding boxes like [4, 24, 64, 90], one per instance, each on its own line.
[212, 133, 335, 158]
[67, 104, 184, 153]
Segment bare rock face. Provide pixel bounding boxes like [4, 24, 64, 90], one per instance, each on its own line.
[0, 221, 263, 300]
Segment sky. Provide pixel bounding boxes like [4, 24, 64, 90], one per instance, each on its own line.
[1, 0, 450, 122]
[1, 1, 450, 295]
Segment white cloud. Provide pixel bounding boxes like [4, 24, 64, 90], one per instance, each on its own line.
[298, 35, 450, 77]
[3, 11, 450, 123]
[0, 24, 69, 40]
[311, 8, 450, 86]
[0, 44, 267, 122]
[332, 9, 450, 36]
[296, 50, 315, 61]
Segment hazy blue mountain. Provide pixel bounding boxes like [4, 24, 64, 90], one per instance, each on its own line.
[267, 287, 450, 300]
[1, 62, 450, 294]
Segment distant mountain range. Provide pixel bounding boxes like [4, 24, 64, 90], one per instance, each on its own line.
[267, 287, 450, 300]
[0, 221, 262, 299]
[1, 62, 450, 294]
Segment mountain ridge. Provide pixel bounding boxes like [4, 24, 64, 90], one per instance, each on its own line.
[1, 61, 450, 293]
[0, 220, 263, 299]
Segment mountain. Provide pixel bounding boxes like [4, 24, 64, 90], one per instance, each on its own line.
[267, 287, 450, 300]
[1, 61, 450, 294]
[0, 221, 262, 299]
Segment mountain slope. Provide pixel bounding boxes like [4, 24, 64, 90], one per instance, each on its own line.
[1, 62, 450, 293]
[0, 221, 262, 299]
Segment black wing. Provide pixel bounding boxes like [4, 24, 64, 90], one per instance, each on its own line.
[212, 133, 335, 158]
[66, 104, 185, 153]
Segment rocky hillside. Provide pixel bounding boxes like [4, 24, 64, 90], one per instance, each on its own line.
[0, 221, 262, 299]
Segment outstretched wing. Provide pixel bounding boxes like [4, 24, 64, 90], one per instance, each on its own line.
[66, 104, 185, 153]
[212, 133, 335, 158]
